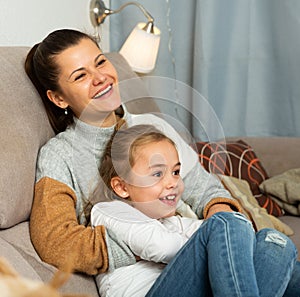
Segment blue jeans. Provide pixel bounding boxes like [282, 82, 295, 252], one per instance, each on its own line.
[146, 212, 298, 297]
[284, 260, 300, 296]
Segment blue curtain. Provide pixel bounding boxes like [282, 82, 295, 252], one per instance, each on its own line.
[109, 0, 300, 138]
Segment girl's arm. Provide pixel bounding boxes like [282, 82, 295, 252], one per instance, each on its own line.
[91, 201, 189, 264]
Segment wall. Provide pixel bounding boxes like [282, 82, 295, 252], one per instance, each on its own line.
[0, 0, 109, 51]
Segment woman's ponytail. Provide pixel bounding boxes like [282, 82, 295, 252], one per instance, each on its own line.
[24, 29, 96, 134]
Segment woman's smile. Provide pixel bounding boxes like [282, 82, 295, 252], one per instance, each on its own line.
[93, 84, 113, 100]
[52, 38, 121, 121]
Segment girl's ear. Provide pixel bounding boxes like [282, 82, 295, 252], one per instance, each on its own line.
[111, 177, 130, 199]
[47, 90, 69, 109]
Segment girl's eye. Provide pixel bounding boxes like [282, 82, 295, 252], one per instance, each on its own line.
[152, 171, 163, 178]
[173, 169, 180, 176]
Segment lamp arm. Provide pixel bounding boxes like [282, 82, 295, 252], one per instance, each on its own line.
[110, 2, 154, 23]
[90, 0, 154, 28]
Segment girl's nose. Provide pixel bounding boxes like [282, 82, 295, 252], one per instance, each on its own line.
[164, 174, 178, 189]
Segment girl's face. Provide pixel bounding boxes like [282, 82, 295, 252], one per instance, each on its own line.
[47, 38, 121, 125]
[112, 140, 184, 218]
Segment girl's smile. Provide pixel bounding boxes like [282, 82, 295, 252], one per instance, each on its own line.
[113, 139, 184, 218]
[158, 193, 178, 207]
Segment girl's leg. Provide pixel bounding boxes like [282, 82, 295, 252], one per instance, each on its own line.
[146, 212, 260, 297]
[209, 220, 297, 297]
[254, 229, 297, 297]
[146, 212, 297, 297]
[283, 260, 300, 297]
[205, 212, 260, 297]
[146, 215, 213, 297]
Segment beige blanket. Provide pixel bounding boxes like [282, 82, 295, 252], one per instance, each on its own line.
[259, 168, 300, 216]
[220, 175, 293, 236]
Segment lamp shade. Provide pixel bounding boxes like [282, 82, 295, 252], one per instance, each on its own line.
[119, 22, 161, 73]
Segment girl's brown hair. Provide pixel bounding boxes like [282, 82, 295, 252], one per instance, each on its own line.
[24, 29, 99, 134]
[99, 124, 176, 200]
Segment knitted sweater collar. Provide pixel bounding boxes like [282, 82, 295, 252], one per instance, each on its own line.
[70, 105, 129, 143]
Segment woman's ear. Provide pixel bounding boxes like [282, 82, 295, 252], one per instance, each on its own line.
[111, 177, 129, 199]
[47, 90, 69, 109]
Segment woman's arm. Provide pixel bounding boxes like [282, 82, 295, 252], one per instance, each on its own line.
[181, 158, 243, 219]
[91, 201, 189, 264]
[30, 177, 136, 275]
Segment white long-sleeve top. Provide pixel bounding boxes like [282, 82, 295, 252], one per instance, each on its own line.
[91, 201, 203, 297]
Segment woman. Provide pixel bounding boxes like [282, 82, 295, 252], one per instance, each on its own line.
[25, 29, 299, 296]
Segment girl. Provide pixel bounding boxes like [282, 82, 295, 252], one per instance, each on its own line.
[92, 124, 203, 296]
[92, 124, 297, 297]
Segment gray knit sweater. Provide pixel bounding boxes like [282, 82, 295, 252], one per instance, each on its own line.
[36, 107, 235, 270]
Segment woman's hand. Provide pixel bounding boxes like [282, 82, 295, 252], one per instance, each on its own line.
[206, 203, 233, 219]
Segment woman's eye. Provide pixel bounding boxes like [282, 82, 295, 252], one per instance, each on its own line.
[97, 59, 106, 67]
[74, 73, 85, 81]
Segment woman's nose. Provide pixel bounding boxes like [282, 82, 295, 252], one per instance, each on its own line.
[92, 70, 106, 85]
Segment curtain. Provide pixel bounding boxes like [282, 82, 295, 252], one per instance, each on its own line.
[109, 0, 300, 139]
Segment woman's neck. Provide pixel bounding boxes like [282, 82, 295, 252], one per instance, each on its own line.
[75, 106, 125, 128]
[77, 111, 118, 128]
[101, 112, 118, 127]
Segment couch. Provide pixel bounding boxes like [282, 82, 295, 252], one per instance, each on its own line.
[0, 47, 299, 296]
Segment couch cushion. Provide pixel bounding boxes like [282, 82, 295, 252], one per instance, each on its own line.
[0, 236, 42, 281]
[0, 47, 54, 228]
[260, 168, 300, 216]
[0, 222, 99, 296]
[196, 140, 283, 216]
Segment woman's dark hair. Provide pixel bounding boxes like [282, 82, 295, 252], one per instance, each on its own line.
[24, 29, 99, 134]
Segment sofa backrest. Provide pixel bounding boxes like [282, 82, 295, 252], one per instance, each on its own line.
[0, 47, 158, 229]
[0, 47, 54, 228]
[227, 137, 300, 177]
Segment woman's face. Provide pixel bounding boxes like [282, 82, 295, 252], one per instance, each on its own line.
[115, 140, 184, 218]
[48, 38, 121, 124]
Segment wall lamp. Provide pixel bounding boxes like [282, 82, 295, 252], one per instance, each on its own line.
[90, 0, 160, 73]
